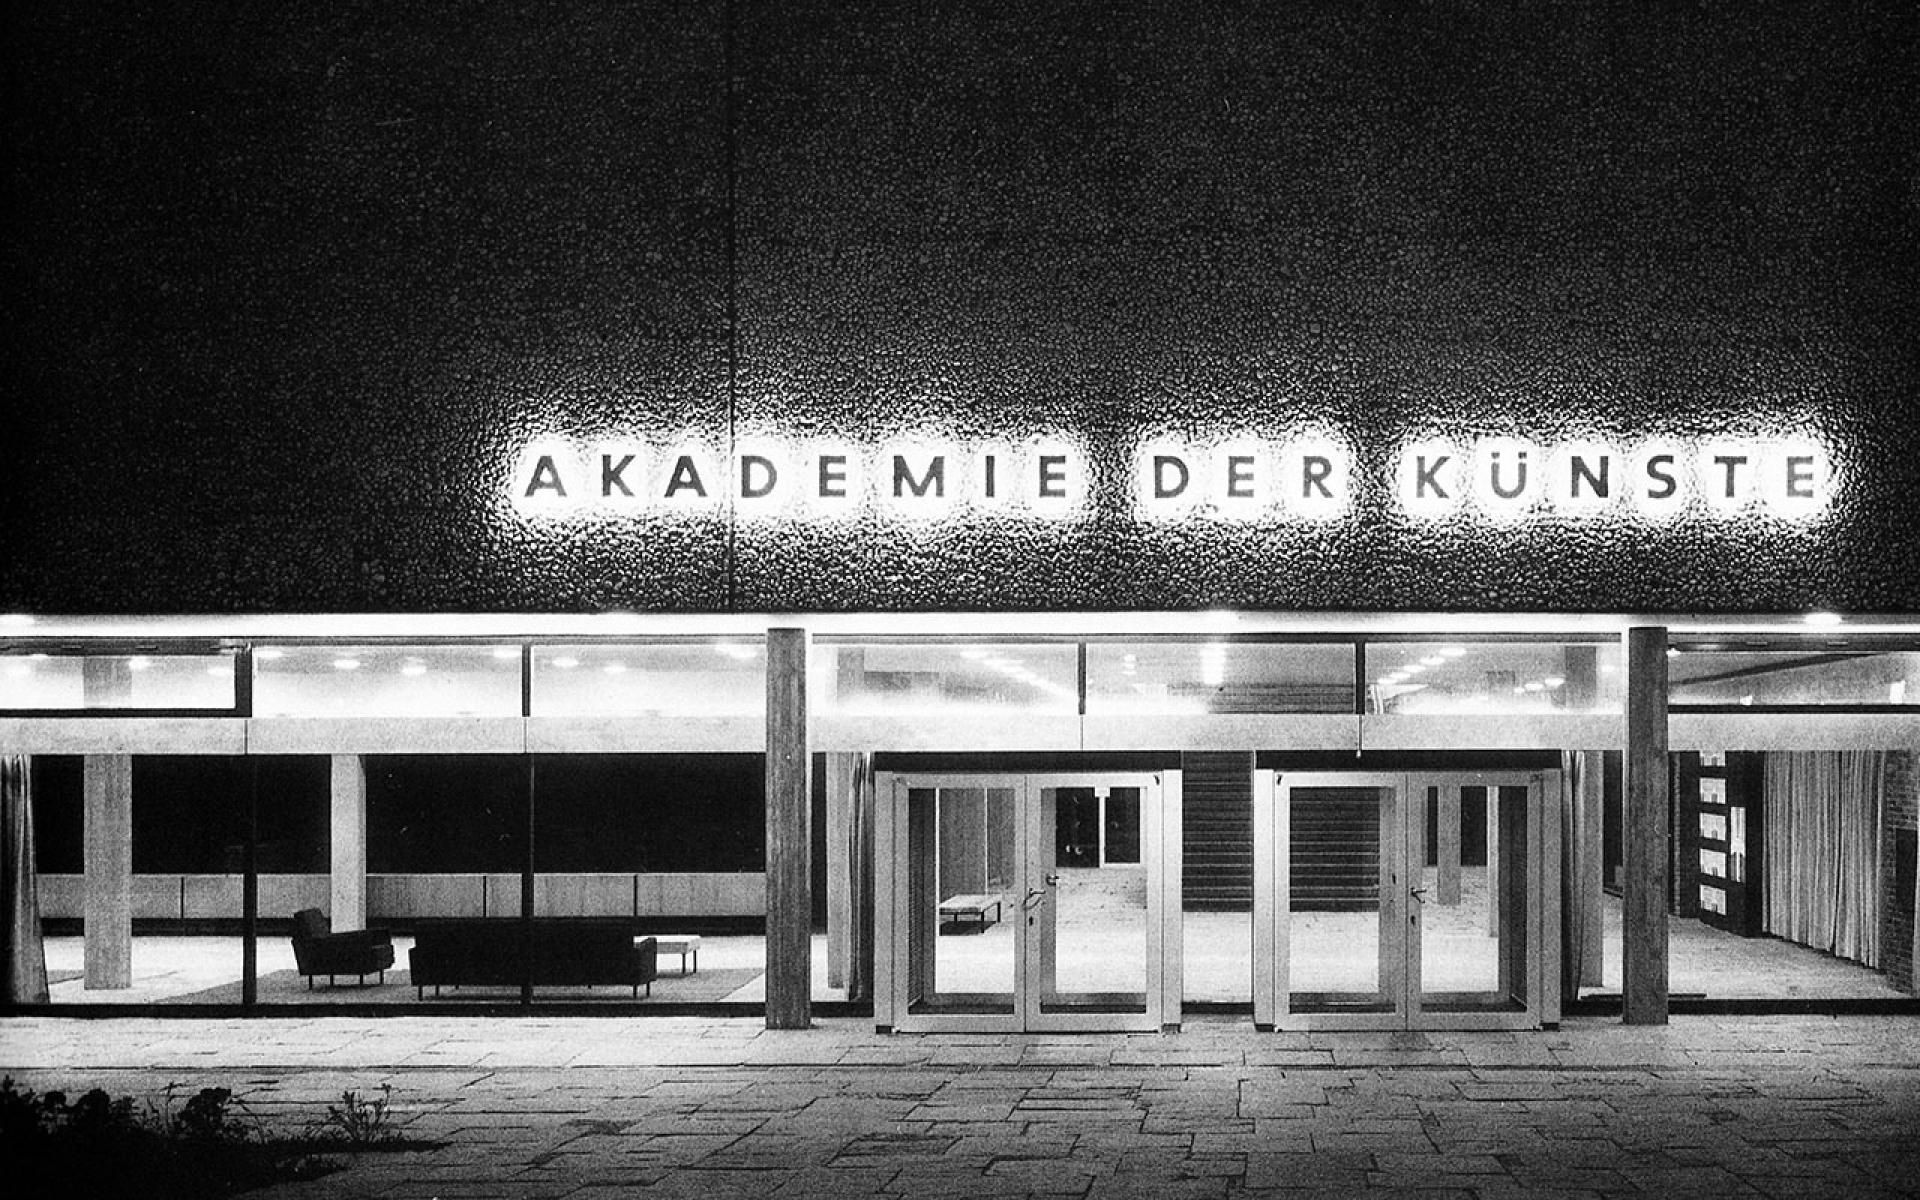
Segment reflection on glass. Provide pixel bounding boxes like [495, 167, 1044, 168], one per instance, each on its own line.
[825, 644, 1076, 716]
[1085, 642, 1355, 714]
[254, 645, 520, 716]
[0, 653, 236, 710]
[532, 641, 764, 716]
[1417, 784, 1529, 1009]
[1288, 785, 1386, 1007]
[1041, 787, 1146, 1010]
[907, 786, 1015, 1014]
[1668, 650, 1920, 706]
[1368, 642, 1621, 715]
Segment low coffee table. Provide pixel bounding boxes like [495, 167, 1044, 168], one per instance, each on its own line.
[649, 935, 701, 975]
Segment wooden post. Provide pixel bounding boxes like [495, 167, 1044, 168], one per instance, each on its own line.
[1437, 784, 1462, 906]
[81, 657, 132, 990]
[765, 627, 811, 1029]
[330, 755, 368, 930]
[1623, 626, 1670, 1024]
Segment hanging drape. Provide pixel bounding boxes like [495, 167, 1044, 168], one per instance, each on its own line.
[1560, 751, 1606, 994]
[1763, 751, 1884, 967]
[3, 755, 50, 1004]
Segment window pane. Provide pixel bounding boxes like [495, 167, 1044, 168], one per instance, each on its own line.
[1367, 641, 1621, 715]
[1085, 642, 1354, 714]
[531, 641, 763, 716]
[253, 645, 521, 716]
[821, 643, 1077, 716]
[1669, 650, 1920, 706]
[0, 652, 236, 710]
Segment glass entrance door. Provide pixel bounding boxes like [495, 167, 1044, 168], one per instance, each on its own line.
[876, 772, 1171, 1033]
[1255, 770, 1557, 1030]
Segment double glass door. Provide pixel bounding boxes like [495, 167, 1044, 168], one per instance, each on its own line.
[1254, 770, 1559, 1030]
[874, 772, 1174, 1032]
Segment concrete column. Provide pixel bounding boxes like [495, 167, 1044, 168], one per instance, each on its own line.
[1577, 751, 1606, 987]
[330, 754, 367, 930]
[1486, 787, 1500, 936]
[1437, 785, 1462, 906]
[82, 755, 133, 989]
[825, 752, 854, 990]
[765, 627, 811, 1029]
[81, 657, 133, 990]
[1624, 626, 1670, 1025]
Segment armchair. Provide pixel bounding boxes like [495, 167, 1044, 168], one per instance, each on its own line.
[290, 908, 395, 988]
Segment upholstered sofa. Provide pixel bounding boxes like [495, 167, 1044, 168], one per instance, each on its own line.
[290, 908, 395, 988]
[408, 918, 659, 999]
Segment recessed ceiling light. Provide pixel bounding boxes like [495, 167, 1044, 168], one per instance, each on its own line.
[491, 646, 520, 660]
[603, 662, 628, 675]
[332, 657, 361, 671]
[255, 648, 285, 661]
[1543, 676, 1566, 688]
[400, 661, 428, 677]
[1420, 655, 1446, 667]
[552, 656, 580, 670]
[127, 656, 151, 670]
[1440, 646, 1468, 658]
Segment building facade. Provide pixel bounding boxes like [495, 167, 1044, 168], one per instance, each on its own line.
[4, 3, 1917, 1027]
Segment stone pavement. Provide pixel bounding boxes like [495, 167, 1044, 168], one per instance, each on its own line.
[2, 1014, 1916, 1198]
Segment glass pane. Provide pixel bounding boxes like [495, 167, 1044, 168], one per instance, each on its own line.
[1288, 785, 1389, 1008]
[1086, 642, 1354, 714]
[0, 652, 236, 710]
[530, 754, 766, 1005]
[531, 641, 763, 716]
[1041, 786, 1146, 1011]
[254, 645, 520, 716]
[1669, 650, 1920, 706]
[1103, 787, 1141, 864]
[908, 786, 1014, 1014]
[1368, 641, 1621, 715]
[822, 643, 1076, 716]
[1418, 784, 1528, 1011]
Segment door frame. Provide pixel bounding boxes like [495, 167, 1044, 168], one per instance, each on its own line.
[874, 770, 1181, 1033]
[1254, 769, 1561, 1031]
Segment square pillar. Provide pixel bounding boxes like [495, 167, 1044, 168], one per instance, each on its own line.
[765, 627, 811, 1029]
[82, 754, 133, 989]
[81, 656, 133, 990]
[1624, 626, 1670, 1025]
[1437, 784, 1462, 906]
[330, 755, 367, 930]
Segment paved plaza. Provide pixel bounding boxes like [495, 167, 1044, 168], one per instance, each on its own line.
[2, 1013, 1916, 1198]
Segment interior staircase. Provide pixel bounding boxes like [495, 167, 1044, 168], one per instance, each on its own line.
[1289, 786, 1380, 911]
[1181, 752, 1254, 912]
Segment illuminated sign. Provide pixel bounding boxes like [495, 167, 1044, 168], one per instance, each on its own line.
[510, 435, 1831, 521]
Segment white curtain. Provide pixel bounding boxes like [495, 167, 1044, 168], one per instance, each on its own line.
[1763, 751, 1884, 966]
[3, 756, 50, 1004]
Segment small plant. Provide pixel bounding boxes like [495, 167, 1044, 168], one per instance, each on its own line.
[321, 1084, 400, 1146]
[0, 1075, 430, 1198]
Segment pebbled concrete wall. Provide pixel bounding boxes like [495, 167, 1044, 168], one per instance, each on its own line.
[6, 2, 1917, 615]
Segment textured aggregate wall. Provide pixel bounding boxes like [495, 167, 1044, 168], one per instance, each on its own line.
[6, 2, 1918, 615]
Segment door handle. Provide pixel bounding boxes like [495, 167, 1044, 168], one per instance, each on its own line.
[1045, 873, 1061, 887]
[1023, 889, 1046, 911]
[1409, 887, 1429, 902]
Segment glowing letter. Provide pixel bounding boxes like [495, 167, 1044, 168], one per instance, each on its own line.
[1154, 455, 1190, 499]
[600, 454, 635, 498]
[817, 454, 848, 499]
[892, 455, 946, 499]
[524, 455, 567, 499]
[664, 456, 708, 499]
